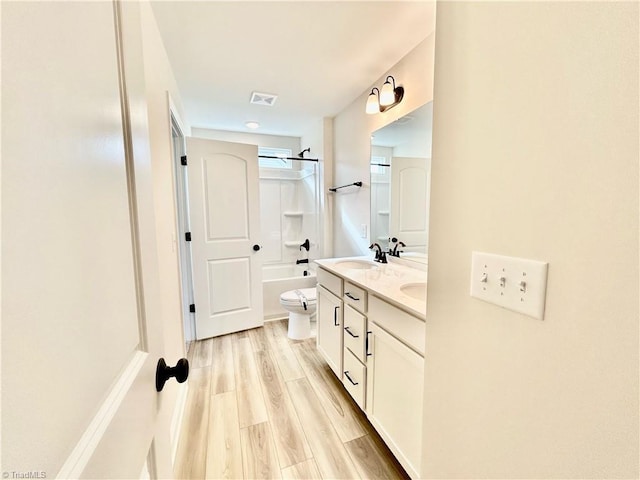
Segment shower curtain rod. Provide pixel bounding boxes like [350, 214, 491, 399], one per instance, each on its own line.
[259, 155, 319, 163]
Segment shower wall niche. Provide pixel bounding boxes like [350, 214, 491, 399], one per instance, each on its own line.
[259, 160, 319, 268]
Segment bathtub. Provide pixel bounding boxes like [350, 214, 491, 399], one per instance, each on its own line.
[262, 263, 317, 320]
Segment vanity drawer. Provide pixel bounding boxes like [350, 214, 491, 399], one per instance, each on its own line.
[317, 267, 343, 297]
[342, 349, 366, 410]
[343, 281, 367, 313]
[368, 295, 425, 356]
[343, 305, 366, 362]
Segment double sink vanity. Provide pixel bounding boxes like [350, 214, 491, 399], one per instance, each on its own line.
[314, 256, 427, 479]
[311, 99, 433, 477]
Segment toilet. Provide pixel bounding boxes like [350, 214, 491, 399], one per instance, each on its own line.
[279, 287, 317, 340]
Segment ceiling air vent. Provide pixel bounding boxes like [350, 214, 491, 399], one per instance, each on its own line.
[250, 91, 278, 106]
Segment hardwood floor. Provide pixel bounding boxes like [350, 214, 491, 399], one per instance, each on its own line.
[175, 320, 410, 480]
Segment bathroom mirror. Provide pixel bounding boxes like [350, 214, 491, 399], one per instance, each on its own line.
[370, 102, 433, 263]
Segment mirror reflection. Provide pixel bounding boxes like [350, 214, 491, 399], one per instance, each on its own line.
[370, 102, 433, 262]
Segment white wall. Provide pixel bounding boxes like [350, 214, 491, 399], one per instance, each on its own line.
[301, 117, 334, 258]
[332, 34, 436, 256]
[191, 127, 300, 152]
[422, 2, 639, 478]
[302, 118, 334, 259]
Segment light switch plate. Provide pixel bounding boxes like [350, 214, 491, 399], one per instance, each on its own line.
[470, 251, 548, 320]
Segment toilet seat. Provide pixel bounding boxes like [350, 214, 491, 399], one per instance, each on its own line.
[279, 287, 317, 340]
[279, 288, 317, 306]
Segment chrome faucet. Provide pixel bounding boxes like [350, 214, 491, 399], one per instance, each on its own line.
[369, 243, 387, 263]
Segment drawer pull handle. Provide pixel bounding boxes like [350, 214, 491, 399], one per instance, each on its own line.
[366, 331, 372, 357]
[345, 292, 360, 301]
[344, 371, 359, 386]
[344, 326, 359, 338]
[333, 306, 340, 326]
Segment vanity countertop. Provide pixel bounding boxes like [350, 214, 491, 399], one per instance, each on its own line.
[314, 256, 427, 320]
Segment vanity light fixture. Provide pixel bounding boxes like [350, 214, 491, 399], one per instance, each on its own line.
[366, 88, 381, 114]
[366, 75, 405, 114]
[245, 121, 260, 129]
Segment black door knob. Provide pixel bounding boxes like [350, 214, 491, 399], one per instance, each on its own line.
[156, 358, 189, 392]
[253, 244, 261, 251]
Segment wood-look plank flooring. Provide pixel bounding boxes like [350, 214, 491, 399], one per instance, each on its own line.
[175, 320, 410, 480]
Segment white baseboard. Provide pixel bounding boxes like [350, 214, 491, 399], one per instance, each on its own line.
[170, 380, 189, 466]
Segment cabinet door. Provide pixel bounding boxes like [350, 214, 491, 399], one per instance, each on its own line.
[367, 323, 424, 478]
[316, 285, 343, 378]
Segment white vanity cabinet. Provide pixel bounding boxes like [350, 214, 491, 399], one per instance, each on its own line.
[316, 268, 343, 378]
[314, 258, 427, 479]
[367, 296, 424, 478]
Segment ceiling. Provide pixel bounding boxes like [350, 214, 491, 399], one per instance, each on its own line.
[150, 1, 436, 137]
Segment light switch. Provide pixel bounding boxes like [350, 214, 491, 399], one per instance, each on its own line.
[470, 251, 548, 320]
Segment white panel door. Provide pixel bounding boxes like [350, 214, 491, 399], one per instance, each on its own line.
[186, 137, 264, 339]
[389, 157, 430, 251]
[2, 2, 173, 479]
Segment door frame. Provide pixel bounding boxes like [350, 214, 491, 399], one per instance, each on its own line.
[168, 94, 196, 347]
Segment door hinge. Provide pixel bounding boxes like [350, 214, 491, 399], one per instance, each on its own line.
[189, 304, 196, 313]
[180, 155, 187, 166]
[185, 232, 191, 242]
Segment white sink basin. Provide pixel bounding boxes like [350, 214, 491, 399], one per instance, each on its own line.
[400, 282, 427, 301]
[334, 260, 378, 270]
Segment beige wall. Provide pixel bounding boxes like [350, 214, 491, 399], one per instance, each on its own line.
[422, 2, 639, 478]
[332, 34, 436, 256]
